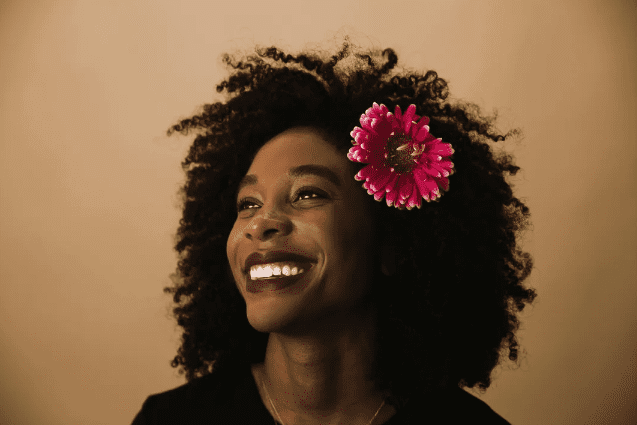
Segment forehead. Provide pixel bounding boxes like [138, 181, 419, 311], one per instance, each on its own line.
[248, 127, 347, 176]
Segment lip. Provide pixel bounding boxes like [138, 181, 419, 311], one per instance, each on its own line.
[243, 250, 317, 273]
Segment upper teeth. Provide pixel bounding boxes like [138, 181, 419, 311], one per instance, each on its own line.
[249, 262, 305, 279]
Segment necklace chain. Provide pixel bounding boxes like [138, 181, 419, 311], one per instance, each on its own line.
[261, 374, 386, 425]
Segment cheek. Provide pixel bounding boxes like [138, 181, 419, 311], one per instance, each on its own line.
[226, 223, 241, 262]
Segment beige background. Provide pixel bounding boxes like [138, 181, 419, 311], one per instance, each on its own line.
[1, 0, 635, 424]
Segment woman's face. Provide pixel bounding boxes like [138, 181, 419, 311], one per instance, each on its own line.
[226, 126, 380, 334]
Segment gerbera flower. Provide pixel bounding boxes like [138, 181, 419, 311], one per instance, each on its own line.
[347, 103, 455, 210]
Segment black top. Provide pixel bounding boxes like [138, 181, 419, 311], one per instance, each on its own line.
[131, 362, 511, 425]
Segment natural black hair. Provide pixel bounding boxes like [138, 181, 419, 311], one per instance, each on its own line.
[163, 37, 537, 410]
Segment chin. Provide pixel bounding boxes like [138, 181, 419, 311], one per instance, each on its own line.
[246, 297, 324, 336]
[245, 298, 295, 333]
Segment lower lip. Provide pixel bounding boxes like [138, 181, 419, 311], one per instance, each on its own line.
[246, 264, 313, 293]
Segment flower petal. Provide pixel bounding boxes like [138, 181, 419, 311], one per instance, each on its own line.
[402, 105, 417, 134]
[403, 118, 412, 135]
[417, 115, 430, 127]
[430, 162, 450, 177]
[354, 132, 370, 146]
[371, 102, 386, 118]
[435, 175, 450, 192]
[385, 184, 399, 207]
[369, 165, 386, 181]
[405, 181, 421, 210]
[390, 119, 402, 133]
[404, 104, 416, 122]
[438, 159, 454, 171]
[394, 105, 403, 122]
[367, 167, 394, 192]
[413, 171, 440, 200]
[361, 116, 377, 135]
[398, 176, 413, 200]
[415, 162, 441, 178]
[415, 124, 431, 142]
[373, 188, 386, 201]
[350, 126, 365, 140]
[355, 164, 377, 181]
[430, 140, 454, 156]
[383, 172, 400, 193]
[348, 146, 371, 163]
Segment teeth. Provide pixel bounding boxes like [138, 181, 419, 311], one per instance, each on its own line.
[249, 262, 306, 280]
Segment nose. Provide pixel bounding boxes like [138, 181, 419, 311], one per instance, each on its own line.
[244, 210, 292, 242]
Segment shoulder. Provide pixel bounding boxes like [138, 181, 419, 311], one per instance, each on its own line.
[130, 361, 272, 425]
[450, 388, 511, 424]
[131, 370, 226, 425]
[390, 387, 511, 425]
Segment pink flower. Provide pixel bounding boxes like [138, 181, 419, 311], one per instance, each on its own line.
[347, 103, 455, 210]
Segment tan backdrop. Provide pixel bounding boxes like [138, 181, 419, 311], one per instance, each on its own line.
[1, 0, 635, 424]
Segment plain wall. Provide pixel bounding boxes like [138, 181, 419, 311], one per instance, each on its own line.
[0, 0, 635, 424]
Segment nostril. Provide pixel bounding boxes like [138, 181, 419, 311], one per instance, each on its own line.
[263, 229, 279, 238]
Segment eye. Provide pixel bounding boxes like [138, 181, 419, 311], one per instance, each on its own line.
[294, 187, 327, 201]
[295, 188, 326, 201]
[236, 198, 258, 212]
[236, 187, 327, 212]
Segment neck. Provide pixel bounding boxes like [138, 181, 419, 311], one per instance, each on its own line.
[257, 303, 387, 423]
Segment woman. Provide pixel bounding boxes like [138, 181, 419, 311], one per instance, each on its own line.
[132, 38, 536, 424]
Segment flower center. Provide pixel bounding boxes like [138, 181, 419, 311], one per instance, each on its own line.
[383, 132, 424, 174]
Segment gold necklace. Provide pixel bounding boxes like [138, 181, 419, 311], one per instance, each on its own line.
[261, 376, 386, 425]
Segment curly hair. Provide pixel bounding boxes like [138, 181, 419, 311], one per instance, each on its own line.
[163, 37, 537, 410]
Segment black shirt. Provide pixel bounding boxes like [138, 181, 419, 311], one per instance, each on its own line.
[131, 362, 511, 424]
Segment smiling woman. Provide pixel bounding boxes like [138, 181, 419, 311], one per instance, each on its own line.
[227, 127, 381, 342]
[131, 37, 536, 425]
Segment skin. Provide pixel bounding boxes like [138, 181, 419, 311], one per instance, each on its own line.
[226, 127, 397, 424]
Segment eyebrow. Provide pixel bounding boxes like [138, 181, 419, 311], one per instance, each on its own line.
[237, 164, 343, 194]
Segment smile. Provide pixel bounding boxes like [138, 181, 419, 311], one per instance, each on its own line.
[249, 262, 307, 280]
[246, 263, 314, 293]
